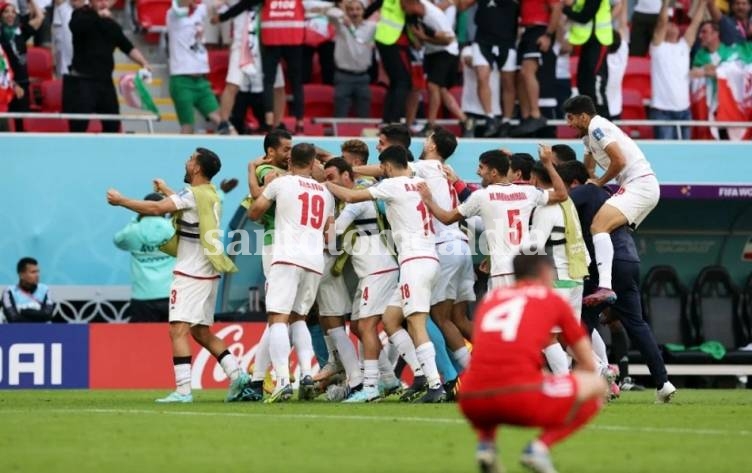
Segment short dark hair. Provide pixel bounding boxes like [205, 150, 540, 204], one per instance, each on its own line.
[563, 95, 597, 117]
[290, 143, 316, 168]
[430, 127, 457, 161]
[551, 144, 577, 163]
[323, 157, 354, 181]
[144, 192, 164, 202]
[341, 139, 369, 164]
[378, 145, 410, 168]
[479, 150, 510, 176]
[17, 257, 38, 274]
[557, 160, 589, 187]
[195, 147, 221, 179]
[264, 129, 292, 154]
[379, 124, 411, 148]
[531, 161, 551, 186]
[509, 153, 535, 181]
[513, 254, 555, 280]
[699, 20, 720, 33]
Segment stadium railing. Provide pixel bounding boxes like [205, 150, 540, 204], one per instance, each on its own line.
[0, 112, 160, 134]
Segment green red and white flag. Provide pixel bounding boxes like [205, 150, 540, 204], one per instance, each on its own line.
[715, 44, 752, 140]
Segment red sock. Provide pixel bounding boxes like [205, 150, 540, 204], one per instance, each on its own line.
[539, 398, 601, 447]
[476, 425, 497, 443]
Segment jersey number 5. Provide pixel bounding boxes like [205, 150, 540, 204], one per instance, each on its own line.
[480, 296, 526, 341]
[507, 209, 522, 245]
[298, 192, 325, 229]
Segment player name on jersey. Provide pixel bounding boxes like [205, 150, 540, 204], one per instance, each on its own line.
[489, 191, 527, 202]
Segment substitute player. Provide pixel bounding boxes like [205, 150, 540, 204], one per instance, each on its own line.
[106, 148, 248, 403]
[563, 95, 659, 307]
[459, 254, 607, 473]
[249, 143, 335, 402]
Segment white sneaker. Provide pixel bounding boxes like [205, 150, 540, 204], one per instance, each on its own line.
[520, 442, 558, 473]
[656, 381, 677, 403]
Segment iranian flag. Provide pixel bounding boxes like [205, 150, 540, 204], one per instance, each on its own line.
[715, 44, 752, 141]
[0, 43, 13, 112]
[690, 76, 713, 139]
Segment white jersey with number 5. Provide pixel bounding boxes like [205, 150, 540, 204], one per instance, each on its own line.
[457, 183, 548, 277]
[368, 175, 437, 264]
[586, 115, 654, 186]
[409, 160, 465, 244]
[262, 175, 335, 274]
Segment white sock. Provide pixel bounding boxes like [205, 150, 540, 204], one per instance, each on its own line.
[269, 322, 291, 387]
[415, 342, 442, 389]
[363, 359, 379, 389]
[544, 343, 570, 375]
[591, 329, 609, 372]
[218, 351, 241, 381]
[329, 326, 363, 388]
[389, 329, 424, 377]
[378, 346, 399, 383]
[453, 346, 470, 370]
[174, 363, 191, 395]
[323, 334, 337, 365]
[592, 233, 614, 290]
[290, 321, 314, 378]
[252, 327, 271, 381]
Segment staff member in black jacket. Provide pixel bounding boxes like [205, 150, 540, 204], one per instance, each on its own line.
[62, 0, 150, 133]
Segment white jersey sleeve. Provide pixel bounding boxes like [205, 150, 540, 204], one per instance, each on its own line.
[457, 189, 483, 218]
[587, 115, 653, 186]
[170, 188, 197, 210]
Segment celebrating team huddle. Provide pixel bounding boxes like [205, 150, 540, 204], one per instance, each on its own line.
[106, 95, 676, 473]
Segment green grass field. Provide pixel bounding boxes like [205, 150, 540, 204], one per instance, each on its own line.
[1, 389, 749, 473]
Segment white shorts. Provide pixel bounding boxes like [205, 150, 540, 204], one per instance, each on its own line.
[202, 7, 231, 45]
[266, 263, 322, 315]
[262, 243, 274, 279]
[471, 43, 518, 72]
[388, 257, 440, 317]
[488, 273, 515, 291]
[227, 44, 285, 92]
[432, 240, 476, 305]
[606, 174, 660, 228]
[552, 282, 584, 333]
[169, 274, 219, 326]
[317, 256, 350, 316]
[351, 269, 399, 321]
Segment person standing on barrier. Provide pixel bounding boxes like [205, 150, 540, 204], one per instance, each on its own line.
[1, 257, 54, 323]
[63, 0, 150, 133]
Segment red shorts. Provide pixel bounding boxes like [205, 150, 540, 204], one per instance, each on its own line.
[459, 374, 579, 432]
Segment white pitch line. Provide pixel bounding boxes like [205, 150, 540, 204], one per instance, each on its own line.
[5, 408, 748, 437]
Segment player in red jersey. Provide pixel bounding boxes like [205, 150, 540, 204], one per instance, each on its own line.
[458, 254, 607, 473]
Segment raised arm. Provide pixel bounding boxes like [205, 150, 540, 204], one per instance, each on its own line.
[539, 145, 568, 203]
[325, 182, 375, 203]
[706, 0, 722, 23]
[353, 164, 385, 178]
[249, 194, 273, 221]
[652, 0, 670, 46]
[685, 1, 706, 48]
[107, 190, 178, 216]
[217, 0, 264, 22]
[417, 183, 463, 225]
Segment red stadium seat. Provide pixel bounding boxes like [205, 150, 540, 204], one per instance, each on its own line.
[27, 47, 54, 82]
[207, 49, 229, 96]
[303, 84, 334, 118]
[40, 79, 63, 112]
[556, 125, 579, 139]
[23, 118, 107, 133]
[621, 88, 653, 139]
[136, 0, 170, 30]
[623, 56, 652, 99]
[369, 84, 386, 119]
[333, 123, 370, 137]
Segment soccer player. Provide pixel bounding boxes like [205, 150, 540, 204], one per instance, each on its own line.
[249, 143, 336, 402]
[327, 145, 447, 402]
[376, 123, 411, 154]
[563, 95, 659, 307]
[420, 147, 567, 290]
[557, 160, 677, 403]
[459, 254, 607, 473]
[106, 148, 248, 403]
[507, 153, 535, 185]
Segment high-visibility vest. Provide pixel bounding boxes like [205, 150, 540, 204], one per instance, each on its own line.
[260, 0, 305, 46]
[568, 0, 613, 46]
[374, 0, 405, 46]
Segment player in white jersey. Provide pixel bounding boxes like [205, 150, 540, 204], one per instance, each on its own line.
[106, 148, 248, 403]
[563, 95, 659, 307]
[323, 158, 402, 402]
[420, 148, 568, 291]
[249, 143, 335, 402]
[327, 146, 447, 403]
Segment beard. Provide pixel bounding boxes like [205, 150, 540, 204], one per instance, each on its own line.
[183, 171, 191, 183]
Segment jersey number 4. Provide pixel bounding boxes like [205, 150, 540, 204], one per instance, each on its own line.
[480, 296, 526, 342]
[298, 192, 325, 229]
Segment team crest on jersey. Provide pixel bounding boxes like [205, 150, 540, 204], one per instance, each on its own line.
[592, 128, 605, 141]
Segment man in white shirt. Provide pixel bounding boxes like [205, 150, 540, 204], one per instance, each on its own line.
[606, 1, 629, 119]
[563, 94, 659, 307]
[326, 146, 447, 403]
[650, 0, 705, 140]
[249, 143, 336, 403]
[106, 148, 248, 404]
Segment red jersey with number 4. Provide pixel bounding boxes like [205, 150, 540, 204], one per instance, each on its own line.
[520, 0, 558, 27]
[461, 283, 586, 392]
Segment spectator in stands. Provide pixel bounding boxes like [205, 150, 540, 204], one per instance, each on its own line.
[51, 0, 85, 77]
[0, 42, 14, 117]
[302, 0, 336, 85]
[459, 45, 500, 137]
[63, 0, 150, 133]
[114, 193, 175, 323]
[605, 0, 628, 119]
[1, 0, 44, 131]
[630, 0, 662, 56]
[707, 0, 752, 44]
[512, 0, 561, 137]
[651, 0, 704, 140]
[166, 0, 227, 134]
[690, 20, 734, 137]
[562, 0, 613, 118]
[553, 19, 573, 114]
[1, 257, 54, 323]
[327, 0, 376, 118]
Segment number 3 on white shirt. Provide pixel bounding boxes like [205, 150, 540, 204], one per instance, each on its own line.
[481, 296, 526, 341]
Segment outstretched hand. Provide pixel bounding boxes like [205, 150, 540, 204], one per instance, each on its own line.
[107, 189, 123, 206]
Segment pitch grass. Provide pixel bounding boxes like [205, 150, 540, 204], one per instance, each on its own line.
[1, 390, 750, 473]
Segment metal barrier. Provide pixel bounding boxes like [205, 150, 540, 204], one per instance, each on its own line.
[0, 112, 159, 134]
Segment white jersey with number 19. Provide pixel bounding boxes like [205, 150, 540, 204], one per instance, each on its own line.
[262, 175, 335, 274]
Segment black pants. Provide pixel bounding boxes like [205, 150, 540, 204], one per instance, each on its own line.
[582, 260, 669, 388]
[302, 41, 335, 85]
[629, 12, 659, 57]
[128, 298, 169, 323]
[577, 35, 610, 118]
[62, 74, 120, 133]
[262, 45, 304, 120]
[377, 42, 411, 123]
[230, 91, 265, 133]
[8, 82, 30, 132]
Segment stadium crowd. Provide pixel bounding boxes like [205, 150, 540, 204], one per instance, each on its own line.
[0, 0, 751, 137]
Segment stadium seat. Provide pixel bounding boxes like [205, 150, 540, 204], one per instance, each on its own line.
[369, 84, 387, 119]
[303, 84, 334, 118]
[40, 79, 63, 112]
[621, 88, 653, 139]
[27, 47, 54, 82]
[556, 125, 579, 139]
[23, 118, 105, 133]
[622, 56, 652, 99]
[207, 49, 229, 96]
[333, 122, 370, 137]
[136, 0, 170, 43]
